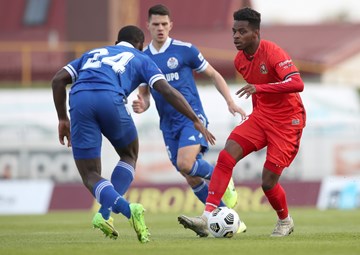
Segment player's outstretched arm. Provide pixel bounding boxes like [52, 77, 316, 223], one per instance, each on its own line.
[132, 86, 151, 113]
[51, 68, 72, 147]
[237, 74, 304, 97]
[153, 79, 216, 145]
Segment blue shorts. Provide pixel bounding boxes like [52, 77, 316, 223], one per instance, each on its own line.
[163, 123, 209, 168]
[69, 90, 137, 159]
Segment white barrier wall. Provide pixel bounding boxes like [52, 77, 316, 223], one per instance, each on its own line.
[0, 179, 53, 214]
[0, 84, 359, 183]
[317, 175, 360, 210]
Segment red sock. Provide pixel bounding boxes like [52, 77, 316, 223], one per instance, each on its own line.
[205, 150, 236, 212]
[264, 183, 288, 220]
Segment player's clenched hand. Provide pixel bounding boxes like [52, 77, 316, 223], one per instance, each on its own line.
[193, 120, 216, 145]
[132, 94, 146, 113]
[236, 84, 256, 99]
[58, 119, 71, 147]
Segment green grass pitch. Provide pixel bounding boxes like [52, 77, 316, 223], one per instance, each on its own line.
[0, 208, 359, 255]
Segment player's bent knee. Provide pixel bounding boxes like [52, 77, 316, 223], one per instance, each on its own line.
[264, 160, 285, 175]
[176, 160, 194, 174]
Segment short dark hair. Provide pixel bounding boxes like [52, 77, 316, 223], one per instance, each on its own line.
[233, 7, 261, 30]
[148, 4, 170, 20]
[117, 25, 144, 45]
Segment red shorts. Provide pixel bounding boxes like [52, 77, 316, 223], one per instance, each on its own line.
[229, 113, 303, 168]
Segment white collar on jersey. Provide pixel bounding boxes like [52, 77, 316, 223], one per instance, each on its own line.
[116, 41, 135, 48]
[149, 37, 172, 55]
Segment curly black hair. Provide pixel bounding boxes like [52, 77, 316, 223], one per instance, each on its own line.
[233, 7, 261, 30]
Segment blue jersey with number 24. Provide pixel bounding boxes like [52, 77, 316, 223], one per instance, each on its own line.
[64, 42, 165, 97]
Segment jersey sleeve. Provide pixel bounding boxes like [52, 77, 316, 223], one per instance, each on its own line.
[185, 45, 208, 73]
[254, 74, 304, 94]
[63, 58, 82, 83]
[270, 47, 299, 81]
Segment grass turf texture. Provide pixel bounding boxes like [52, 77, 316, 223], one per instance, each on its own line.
[0, 208, 359, 255]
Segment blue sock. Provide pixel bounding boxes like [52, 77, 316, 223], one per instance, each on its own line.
[192, 180, 225, 206]
[111, 161, 135, 196]
[188, 159, 214, 180]
[93, 179, 131, 219]
[192, 181, 208, 204]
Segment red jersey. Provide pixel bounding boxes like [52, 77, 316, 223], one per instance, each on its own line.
[234, 40, 306, 128]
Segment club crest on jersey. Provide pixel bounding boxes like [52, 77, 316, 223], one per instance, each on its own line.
[260, 63, 268, 74]
[167, 57, 178, 69]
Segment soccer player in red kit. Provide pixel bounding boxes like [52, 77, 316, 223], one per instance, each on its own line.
[178, 7, 306, 237]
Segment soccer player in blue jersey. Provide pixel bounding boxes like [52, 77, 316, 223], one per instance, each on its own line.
[51, 25, 215, 243]
[132, 4, 246, 210]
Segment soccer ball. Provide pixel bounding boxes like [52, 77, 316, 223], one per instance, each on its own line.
[207, 207, 240, 238]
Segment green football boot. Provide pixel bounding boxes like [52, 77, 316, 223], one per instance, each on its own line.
[129, 203, 150, 243]
[222, 178, 238, 209]
[237, 220, 247, 233]
[92, 213, 119, 240]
